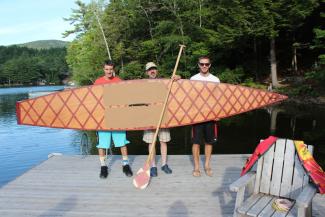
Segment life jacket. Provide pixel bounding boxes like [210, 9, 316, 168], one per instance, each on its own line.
[240, 136, 277, 176]
[241, 136, 325, 194]
[294, 141, 325, 194]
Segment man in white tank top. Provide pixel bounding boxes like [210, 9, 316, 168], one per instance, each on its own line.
[190, 56, 220, 177]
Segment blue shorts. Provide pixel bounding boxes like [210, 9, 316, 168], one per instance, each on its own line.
[96, 131, 130, 149]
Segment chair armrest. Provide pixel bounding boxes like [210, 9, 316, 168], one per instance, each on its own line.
[230, 171, 256, 192]
[296, 184, 317, 208]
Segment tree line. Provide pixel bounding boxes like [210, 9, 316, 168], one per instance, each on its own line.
[64, 0, 324, 88]
[0, 46, 69, 86]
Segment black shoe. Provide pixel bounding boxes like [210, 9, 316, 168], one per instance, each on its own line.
[150, 167, 158, 177]
[161, 164, 172, 174]
[100, 166, 108, 179]
[122, 164, 133, 177]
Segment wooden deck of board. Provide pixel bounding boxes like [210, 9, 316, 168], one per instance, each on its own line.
[0, 155, 324, 217]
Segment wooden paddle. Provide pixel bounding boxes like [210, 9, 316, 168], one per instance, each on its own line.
[133, 45, 185, 189]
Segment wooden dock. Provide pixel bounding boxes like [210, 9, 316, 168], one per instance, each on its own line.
[0, 155, 324, 217]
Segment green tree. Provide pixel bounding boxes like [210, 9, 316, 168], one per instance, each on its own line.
[305, 0, 325, 85]
[265, 0, 318, 87]
[0, 46, 68, 85]
[2, 56, 40, 84]
[65, 0, 111, 85]
[65, 0, 322, 88]
[63, 0, 93, 38]
[312, 0, 325, 65]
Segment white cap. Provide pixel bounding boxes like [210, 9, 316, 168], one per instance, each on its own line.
[145, 62, 157, 71]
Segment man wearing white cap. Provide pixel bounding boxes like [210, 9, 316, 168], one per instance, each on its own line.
[143, 62, 180, 177]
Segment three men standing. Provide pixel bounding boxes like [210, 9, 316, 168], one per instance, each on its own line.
[94, 56, 219, 179]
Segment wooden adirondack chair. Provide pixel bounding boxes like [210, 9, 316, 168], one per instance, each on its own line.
[230, 138, 317, 217]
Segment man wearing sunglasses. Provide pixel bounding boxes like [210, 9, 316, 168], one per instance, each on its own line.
[190, 56, 220, 177]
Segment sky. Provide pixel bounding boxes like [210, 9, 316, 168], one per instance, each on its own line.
[0, 0, 91, 46]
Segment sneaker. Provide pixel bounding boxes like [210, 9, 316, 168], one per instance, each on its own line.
[150, 167, 158, 177]
[100, 166, 108, 179]
[122, 164, 133, 177]
[161, 164, 172, 174]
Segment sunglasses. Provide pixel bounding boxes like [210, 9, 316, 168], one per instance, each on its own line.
[198, 63, 211, 67]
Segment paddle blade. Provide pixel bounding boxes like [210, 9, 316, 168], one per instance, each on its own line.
[133, 164, 150, 189]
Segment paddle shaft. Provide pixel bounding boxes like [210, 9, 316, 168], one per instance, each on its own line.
[146, 45, 185, 165]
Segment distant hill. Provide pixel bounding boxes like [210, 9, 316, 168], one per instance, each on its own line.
[17, 40, 69, 49]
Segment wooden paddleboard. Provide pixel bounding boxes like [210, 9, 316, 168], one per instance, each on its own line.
[16, 79, 287, 130]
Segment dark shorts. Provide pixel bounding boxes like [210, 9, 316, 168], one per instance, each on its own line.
[192, 121, 218, 145]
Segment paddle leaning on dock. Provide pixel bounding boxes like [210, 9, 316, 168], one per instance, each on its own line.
[133, 45, 185, 189]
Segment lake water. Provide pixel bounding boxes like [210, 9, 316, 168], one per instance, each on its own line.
[0, 86, 324, 187]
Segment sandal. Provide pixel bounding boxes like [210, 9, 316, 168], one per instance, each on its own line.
[192, 170, 201, 177]
[204, 167, 213, 177]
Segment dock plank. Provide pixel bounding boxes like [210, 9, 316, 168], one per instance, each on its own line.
[0, 155, 324, 217]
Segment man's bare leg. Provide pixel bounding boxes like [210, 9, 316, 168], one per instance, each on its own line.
[192, 144, 201, 177]
[120, 146, 133, 177]
[160, 141, 167, 166]
[204, 143, 213, 176]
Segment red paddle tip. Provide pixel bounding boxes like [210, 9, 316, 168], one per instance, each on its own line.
[133, 167, 150, 189]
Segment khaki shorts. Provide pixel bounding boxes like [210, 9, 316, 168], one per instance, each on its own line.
[143, 129, 171, 143]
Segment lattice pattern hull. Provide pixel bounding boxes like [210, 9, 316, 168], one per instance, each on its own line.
[16, 79, 287, 130]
